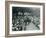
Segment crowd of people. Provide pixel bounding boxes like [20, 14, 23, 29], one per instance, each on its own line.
[12, 12, 40, 31]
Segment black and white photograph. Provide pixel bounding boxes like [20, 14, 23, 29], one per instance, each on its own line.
[5, 1, 45, 37]
[7, 2, 45, 36]
[12, 7, 40, 31]
[5, 0, 45, 37]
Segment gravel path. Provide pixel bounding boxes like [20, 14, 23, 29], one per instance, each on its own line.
[26, 22, 39, 30]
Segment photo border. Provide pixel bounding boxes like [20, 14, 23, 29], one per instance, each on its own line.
[5, 1, 45, 37]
